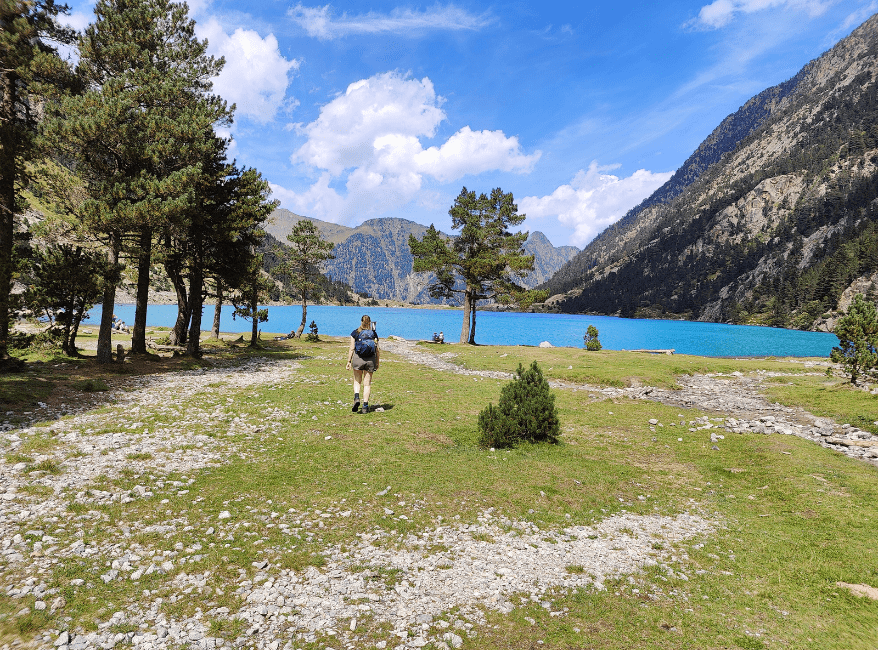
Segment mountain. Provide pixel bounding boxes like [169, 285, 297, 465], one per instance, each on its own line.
[265, 208, 579, 303]
[540, 13, 878, 331]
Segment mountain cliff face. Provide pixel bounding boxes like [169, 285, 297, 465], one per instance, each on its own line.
[266, 209, 578, 303]
[542, 13, 878, 330]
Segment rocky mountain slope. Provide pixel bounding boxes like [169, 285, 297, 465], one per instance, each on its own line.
[266, 209, 579, 304]
[541, 12, 878, 330]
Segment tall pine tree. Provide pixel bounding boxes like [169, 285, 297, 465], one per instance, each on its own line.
[409, 187, 538, 344]
[43, 0, 231, 362]
[0, 0, 73, 363]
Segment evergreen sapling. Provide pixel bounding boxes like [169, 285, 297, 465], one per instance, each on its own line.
[478, 361, 560, 448]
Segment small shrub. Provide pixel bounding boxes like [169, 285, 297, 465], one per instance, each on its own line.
[72, 378, 109, 392]
[477, 361, 561, 449]
[583, 325, 602, 351]
[305, 320, 320, 342]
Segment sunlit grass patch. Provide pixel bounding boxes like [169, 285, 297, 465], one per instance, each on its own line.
[764, 375, 878, 434]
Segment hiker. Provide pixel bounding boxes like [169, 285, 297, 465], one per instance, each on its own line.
[346, 314, 380, 414]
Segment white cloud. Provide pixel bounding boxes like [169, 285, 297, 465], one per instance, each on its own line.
[688, 0, 835, 29]
[197, 18, 300, 123]
[288, 3, 493, 40]
[295, 74, 445, 175]
[286, 72, 540, 222]
[519, 162, 673, 247]
[415, 127, 539, 183]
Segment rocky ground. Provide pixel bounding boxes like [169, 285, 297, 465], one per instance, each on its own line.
[1, 340, 875, 650]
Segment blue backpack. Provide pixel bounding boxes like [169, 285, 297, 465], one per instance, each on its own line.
[354, 329, 377, 358]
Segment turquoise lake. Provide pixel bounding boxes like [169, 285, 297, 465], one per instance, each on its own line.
[87, 304, 839, 358]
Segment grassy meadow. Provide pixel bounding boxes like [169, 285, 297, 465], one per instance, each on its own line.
[0, 332, 877, 649]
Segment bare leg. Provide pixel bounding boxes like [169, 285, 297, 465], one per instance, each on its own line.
[352, 369, 362, 397]
[362, 371, 372, 404]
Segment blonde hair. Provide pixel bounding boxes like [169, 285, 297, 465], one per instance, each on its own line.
[357, 315, 372, 332]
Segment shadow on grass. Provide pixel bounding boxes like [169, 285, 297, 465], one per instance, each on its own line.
[0, 335, 314, 428]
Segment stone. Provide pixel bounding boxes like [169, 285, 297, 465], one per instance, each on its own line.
[538, 341, 553, 348]
[55, 632, 70, 646]
[836, 582, 878, 599]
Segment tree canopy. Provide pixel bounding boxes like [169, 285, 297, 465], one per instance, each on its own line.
[42, 0, 232, 362]
[409, 187, 540, 344]
[0, 0, 74, 362]
[275, 219, 334, 339]
[831, 293, 878, 384]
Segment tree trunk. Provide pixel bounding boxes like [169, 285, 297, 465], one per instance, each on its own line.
[295, 294, 307, 338]
[96, 235, 119, 364]
[131, 227, 152, 354]
[460, 288, 473, 344]
[211, 281, 222, 339]
[61, 313, 73, 356]
[249, 282, 259, 347]
[68, 305, 85, 357]
[165, 259, 189, 346]
[0, 70, 19, 361]
[469, 303, 477, 345]
[186, 264, 204, 358]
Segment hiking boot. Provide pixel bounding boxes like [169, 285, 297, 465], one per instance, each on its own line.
[360, 404, 369, 414]
[352, 400, 360, 413]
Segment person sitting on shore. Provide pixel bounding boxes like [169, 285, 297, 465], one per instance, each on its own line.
[432, 332, 439, 343]
[438, 331, 444, 344]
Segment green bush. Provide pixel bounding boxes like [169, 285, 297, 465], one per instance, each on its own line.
[583, 325, 602, 351]
[830, 294, 878, 384]
[477, 361, 561, 448]
[305, 320, 320, 342]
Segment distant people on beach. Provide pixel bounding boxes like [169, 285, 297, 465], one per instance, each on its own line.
[111, 314, 129, 333]
[432, 331, 445, 344]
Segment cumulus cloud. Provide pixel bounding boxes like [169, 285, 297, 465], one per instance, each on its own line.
[286, 72, 540, 222]
[519, 162, 673, 247]
[688, 0, 834, 29]
[289, 3, 493, 40]
[197, 18, 300, 123]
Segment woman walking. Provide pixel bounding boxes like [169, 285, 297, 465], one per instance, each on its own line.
[346, 315, 380, 414]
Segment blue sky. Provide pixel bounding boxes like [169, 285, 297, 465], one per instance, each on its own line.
[62, 0, 877, 246]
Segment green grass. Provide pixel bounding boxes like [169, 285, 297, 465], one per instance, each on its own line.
[0, 336, 876, 649]
[70, 379, 109, 392]
[439, 343, 821, 389]
[763, 374, 878, 434]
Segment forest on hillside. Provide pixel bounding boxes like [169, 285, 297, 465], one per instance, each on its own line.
[555, 61, 878, 331]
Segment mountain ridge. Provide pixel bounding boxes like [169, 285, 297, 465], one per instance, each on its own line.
[539, 12, 878, 331]
[265, 208, 579, 304]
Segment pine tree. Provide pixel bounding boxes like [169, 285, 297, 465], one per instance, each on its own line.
[830, 293, 878, 384]
[23, 243, 114, 355]
[275, 220, 334, 339]
[42, 0, 231, 362]
[409, 187, 538, 344]
[0, 0, 74, 362]
[583, 325, 602, 351]
[477, 361, 560, 449]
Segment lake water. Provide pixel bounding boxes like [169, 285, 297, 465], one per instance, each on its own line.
[85, 304, 839, 358]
